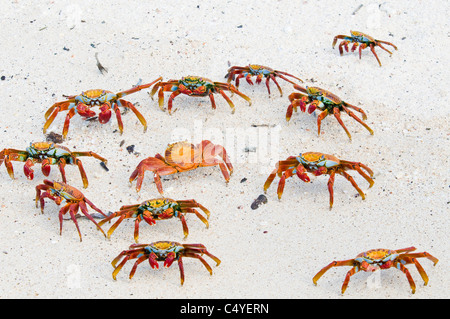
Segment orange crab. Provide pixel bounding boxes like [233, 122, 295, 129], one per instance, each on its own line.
[43, 77, 162, 139]
[98, 198, 211, 242]
[313, 247, 439, 294]
[332, 31, 398, 66]
[129, 140, 233, 194]
[149, 76, 252, 114]
[111, 241, 221, 285]
[0, 142, 106, 188]
[286, 85, 373, 140]
[264, 152, 374, 208]
[35, 180, 107, 241]
[225, 64, 303, 96]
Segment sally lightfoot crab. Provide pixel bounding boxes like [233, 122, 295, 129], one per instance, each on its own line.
[0, 142, 106, 188]
[129, 140, 233, 194]
[111, 241, 221, 285]
[43, 77, 162, 139]
[149, 76, 252, 114]
[98, 198, 210, 242]
[313, 247, 439, 294]
[286, 85, 373, 140]
[264, 152, 374, 208]
[35, 179, 107, 241]
[332, 31, 398, 66]
[224, 64, 303, 96]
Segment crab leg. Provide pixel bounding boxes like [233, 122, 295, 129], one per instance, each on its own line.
[313, 259, 355, 285]
[184, 253, 214, 275]
[61, 108, 76, 139]
[113, 104, 124, 134]
[341, 105, 374, 135]
[118, 99, 148, 131]
[327, 171, 336, 209]
[269, 74, 283, 96]
[333, 107, 352, 140]
[57, 158, 67, 183]
[216, 89, 236, 114]
[209, 93, 217, 110]
[395, 262, 417, 294]
[369, 43, 382, 67]
[78, 201, 107, 237]
[342, 102, 367, 120]
[178, 200, 210, 218]
[129, 255, 148, 279]
[341, 265, 360, 294]
[184, 207, 209, 228]
[58, 204, 71, 235]
[377, 39, 398, 50]
[276, 167, 296, 199]
[332, 35, 351, 48]
[274, 71, 304, 83]
[67, 203, 83, 241]
[317, 109, 329, 136]
[116, 77, 163, 98]
[83, 197, 107, 218]
[339, 171, 366, 200]
[167, 91, 182, 114]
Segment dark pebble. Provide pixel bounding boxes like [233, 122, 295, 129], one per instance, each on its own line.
[100, 162, 109, 171]
[251, 194, 268, 210]
[46, 132, 64, 144]
[126, 145, 135, 154]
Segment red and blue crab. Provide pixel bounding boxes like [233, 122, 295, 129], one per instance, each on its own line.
[111, 241, 221, 285]
[98, 198, 211, 242]
[43, 77, 162, 139]
[264, 152, 374, 208]
[149, 76, 252, 114]
[333, 31, 398, 66]
[35, 180, 108, 241]
[286, 85, 373, 140]
[313, 247, 439, 294]
[225, 64, 303, 96]
[0, 142, 106, 188]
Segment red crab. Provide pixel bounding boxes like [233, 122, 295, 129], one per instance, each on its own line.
[43, 77, 162, 139]
[111, 241, 221, 285]
[313, 247, 439, 294]
[264, 152, 374, 208]
[332, 31, 398, 66]
[224, 64, 303, 96]
[0, 142, 106, 188]
[149, 76, 252, 114]
[286, 85, 373, 140]
[98, 198, 210, 242]
[35, 180, 107, 241]
[129, 140, 233, 194]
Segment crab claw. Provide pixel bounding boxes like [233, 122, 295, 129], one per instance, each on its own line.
[298, 100, 307, 113]
[98, 103, 112, 124]
[307, 103, 317, 114]
[41, 158, 51, 176]
[312, 167, 327, 176]
[142, 214, 156, 225]
[164, 252, 176, 268]
[296, 170, 310, 182]
[23, 159, 35, 180]
[148, 252, 159, 269]
[76, 103, 96, 118]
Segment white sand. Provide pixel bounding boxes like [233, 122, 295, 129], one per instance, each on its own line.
[0, 0, 448, 299]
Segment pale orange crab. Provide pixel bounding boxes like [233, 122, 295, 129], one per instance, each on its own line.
[111, 241, 221, 285]
[313, 247, 439, 294]
[35, 179, 107, 241]
[224, 64, 304, 96]
[43, 77, 162, 139]
[264, 152, 374, 208]
[129, 140, 233, 194]
[98, 198, 211, 242]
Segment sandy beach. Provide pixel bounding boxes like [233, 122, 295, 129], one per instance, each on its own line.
[0, 0, 448, 299]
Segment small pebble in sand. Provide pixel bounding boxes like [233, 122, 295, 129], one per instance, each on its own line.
[251, 194, 268, 210]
